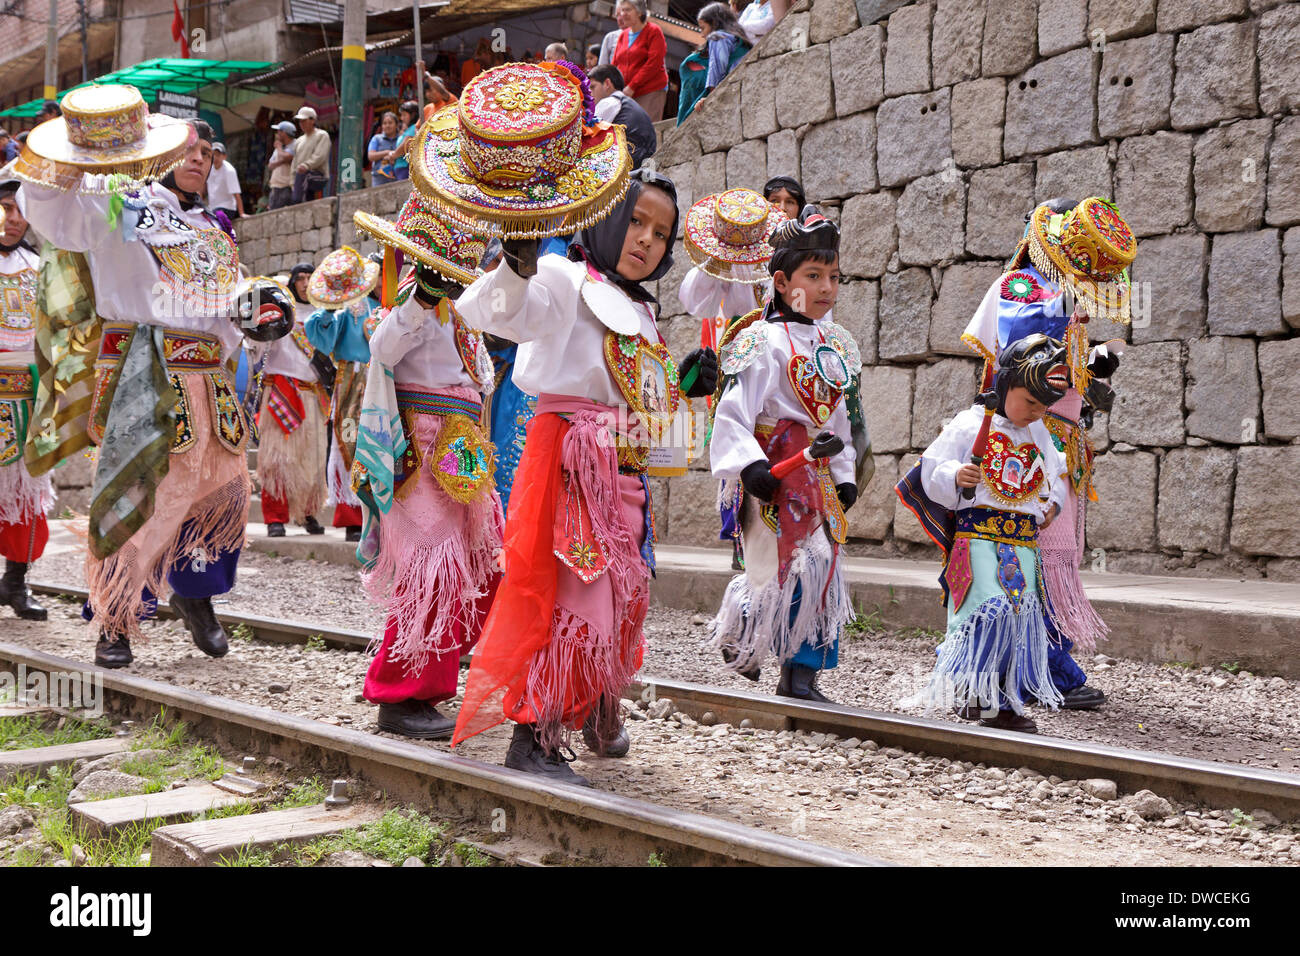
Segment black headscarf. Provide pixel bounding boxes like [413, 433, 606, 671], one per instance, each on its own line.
[569, 167, 679, 305]
[288, 262, 314, 304]
[763, 175, 806, 213]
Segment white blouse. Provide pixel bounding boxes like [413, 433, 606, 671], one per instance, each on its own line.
[678, 265, 765, 320]
[368, 295, 478, 391]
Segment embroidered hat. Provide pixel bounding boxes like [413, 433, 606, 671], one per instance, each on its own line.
[306, 246, 381, 308]
[353, 190, 487, 288]
[1023, 197, 1138, 323]
[408, 60, 631, 239]
[684, 188, 787, 283]
[14, 84, 194, 192]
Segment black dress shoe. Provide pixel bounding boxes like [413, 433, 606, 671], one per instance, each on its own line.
[345, 525, 362, 542]
[776, 663, 836, 704]
[303, 515, 325, 535]
[1060, 684, 1106, 710]
[581, 709, 630, 757]
[267, 522, 286, 537]
[0, 561, 47, 621]
[376, 699, 456, 739]
[980, 709, 1038, 733]
[95, 635, 132, 668]
[169, 594, 229, 658]
[504, 723, 591, 786]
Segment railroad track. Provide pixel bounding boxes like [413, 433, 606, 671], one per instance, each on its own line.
[0, 640, 878, 867]
[28, 580, 1300, 822]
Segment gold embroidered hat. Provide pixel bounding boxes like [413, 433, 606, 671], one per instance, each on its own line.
[306, 246, 381, 308]
[1023, 197, 1138, 323]
[409, 60, 631, 239]
[14, 84, 194, 191]
[353, 190, 487, 288]
[684, 188, 788, 284]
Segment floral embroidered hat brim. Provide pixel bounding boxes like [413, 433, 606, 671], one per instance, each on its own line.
[684, 188, 788, 284]
[1019, 197, 1138, 324]
[353, 190, 486, 288]
[306, 246, 382, 308]
[408, 60, 631, 240]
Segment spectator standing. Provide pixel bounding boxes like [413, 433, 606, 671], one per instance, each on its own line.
[676, 46, 708, 126]
[292, 106, 331, 202]
[266, 120, 297, 209]
[368, 111, 401, 185]
[598, 28, 619, 65]
[698, 3, 752, 90]
[36, 101, 60, 123]
[544, 42, 568, 62]
[0, 129, 16, 163]
[461, 37, 492, 88]
[737, 1, 776, 40]
[586, 44, 601, 70]
[422, 74, 458, 121]
[392, 101, 419, 181]
[589, 65, 657, 169]
[610, 0, 669, 121]
[207, 143, 245, 220]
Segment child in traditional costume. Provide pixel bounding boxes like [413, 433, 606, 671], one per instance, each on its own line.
[961, 197, 1136, 710]
[897, 335, 1072, 732]
[0, 175, 52, 620]
[416, 61, 716, 783]
[707, 212, 867, 701]
[350, 193, 502, 740]
[16, 88, 284, 666]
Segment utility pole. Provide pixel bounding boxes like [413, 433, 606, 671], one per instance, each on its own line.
[412, 0, 424, 118]
[78, 0, 89, 83]
[337, 0, 367, 194]
[43, 0, 58, 101]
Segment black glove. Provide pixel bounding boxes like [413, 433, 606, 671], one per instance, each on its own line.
[1084, 378, 1116, 415]
[678, 347, 718, 398]
[1088, 345, 1121, 379]
[740, 460, 780, 503]
[501, 237, 539, 278]
[836, 482, 858, 512]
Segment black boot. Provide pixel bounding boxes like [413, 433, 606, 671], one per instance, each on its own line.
[1060, 685, 1106, 710]
[303, 515, 325, 535]
[169, 595, 229, 658]
[503, 723, 591, 786]
[776, 663, 835, 704]
[0, 561, 47, 621]
[376, 699, 456, 739]
[345, 525, 362, 543]
[581, 703, 630, 757]
[266, 522, 286, 537]
[94, 634, 132, 668]
[720, 644, 761, 682]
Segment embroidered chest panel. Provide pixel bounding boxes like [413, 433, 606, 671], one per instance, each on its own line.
[981, 431, 1047, 504]
[603, 331, 681, 437]
[0, 268, 37, 349]
[131, 196, 239, 314]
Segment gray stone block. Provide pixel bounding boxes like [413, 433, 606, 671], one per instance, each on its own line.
[293, 206, 313, 235]
[801, 113, 877, 200]
[657, 126, 702, 167]
[741, 57, 778, 141]
[1208, 229, 1284, 335]
[1266, 117, 1300, 228]
[663, 162, 695, 237]
[1004, 48, 1098, 158]
[1088, 0, 1156, 42]
[811, 0, 862, 43]
[1038, 0, 1088, 56]
[1098, 33, 1174, 139]
[1259, 338, 1300, 440]
[726, 139, 768, 190]
[766, 129, 800, 184]
[757, 9, 810, 58]
[1115, 131, 1193, 237]
[695, 78, 745, 153]
[840, 190, 898, 278]
[911, 358, 981, 447]
[965, 164, 1035, 259]
[1231, 446, 1300, 556]
[1259, 3, 1300, 114]
[897, 173, 966, 266]
[666, 471, 724, 547]
[1157, 0, 1248, 32]
[776, 46, 836, 129]
[877, 89, 952, 187]
[1034, 145, 1112, 204]
[858, 367, 913, 453]
[879, 268, 935, 361]
[981, 0, 1037, 77]
[1186, 337, 1261, 445]
[930, 261, 1004, 356]
[1158, 446, 1235, 553]
[1284, 227, 1300, 328]
[951, 78, 1005, 168]
[931, 0, 984, 88]
[835, 278, 880, 363]
[312, 200, 334, 229]
[694, 150, 728, 199]
[1193, 119, 1271, 233]
[848, 453, 898, 541]
[1086, 451, 1158, 551]
[1130, 233, 1207, 344]
[884, 2, 932, 97]
[831, 24, 885, 116]
[1171, 21, 1258, 131]
[893, 453, 934, 543]
[1108, 341, 1185, 446]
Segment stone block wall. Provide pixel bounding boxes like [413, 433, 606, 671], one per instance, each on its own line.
[646, 0, 1300, 581]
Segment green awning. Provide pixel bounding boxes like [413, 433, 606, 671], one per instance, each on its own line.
[0, 58, 278, 118]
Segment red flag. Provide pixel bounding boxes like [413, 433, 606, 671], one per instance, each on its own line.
[171, 0, 191, 57]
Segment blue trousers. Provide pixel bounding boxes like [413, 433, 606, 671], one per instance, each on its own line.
[786, 580, 840, 671]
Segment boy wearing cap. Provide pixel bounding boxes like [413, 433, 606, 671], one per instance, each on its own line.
[292, 106, 330, 203]
[266, 121, 296, 210]
[206, 142, 244, 220]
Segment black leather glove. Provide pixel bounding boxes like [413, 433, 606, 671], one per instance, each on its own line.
[1088, 345, 1121, 379]
[501, 237, 539, 278]
[678, 347, 718, 398]
[740, 460, 780, 503]
[836, 481, 857, 512]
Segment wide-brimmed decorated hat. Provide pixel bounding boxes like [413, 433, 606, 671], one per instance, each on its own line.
[354, 190, 487, 289]
[306, 246, 381, 308]
[409, 60, 630, 239]
[1023, 197, 1138, 323]
[14, 84, 194, 191]
[685, 188, 787, 284]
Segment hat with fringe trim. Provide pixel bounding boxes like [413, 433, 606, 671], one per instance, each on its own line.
[306, 246, 381, 308]
[684, 188, 787, 283]
[409, 60, 630, 239]
[354, 190, 486, 289]
[1020, 197, 1138, 323]
[13, 84, 193, 192]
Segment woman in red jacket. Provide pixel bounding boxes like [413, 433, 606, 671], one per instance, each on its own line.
[611, 0, 669, 121]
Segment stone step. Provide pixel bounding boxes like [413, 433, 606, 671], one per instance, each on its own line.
[70, 781, 267, 838]
[0, 738, 128, 782]
[150, 802, 383, 866]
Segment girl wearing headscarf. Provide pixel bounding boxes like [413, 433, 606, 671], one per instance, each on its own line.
[453, 169, 718, 785]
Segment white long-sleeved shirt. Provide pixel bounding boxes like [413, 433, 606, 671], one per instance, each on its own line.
[367, 294, 482, 391]
[710, 319, 856, 487]
[919, 405, 1067, 524]
[677, 265, 766, 320]
[0, 244, 39, 354]
[19, 177, 243, 359]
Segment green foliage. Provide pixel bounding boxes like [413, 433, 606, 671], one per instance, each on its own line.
[231, 623, 255, 643]
[0, 714, 113, 752]
[274, 776, 327, 810]
[199, 802, 254, 821]
[647, 850, 667, 867]
[1229, 808, 1254, 829]
[215, 845, 275, 867]
[0, 765, 75, 812]
[1164, 661, 1197, 670]
[305, 634, 327, 652]
[1220, 661, 1242, 675]
[299, 809, 444, 866]
[40, 813, 164, 867]
[453, 842, 491, 867]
